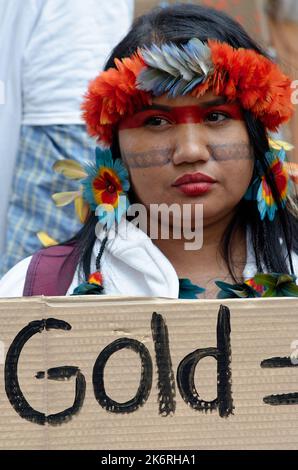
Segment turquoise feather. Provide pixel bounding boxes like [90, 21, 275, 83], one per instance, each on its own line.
[178, 278, 205, 299]
[215, 280, 261, 299]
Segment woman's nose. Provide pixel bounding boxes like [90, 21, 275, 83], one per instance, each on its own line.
[172, 123, 210, 165]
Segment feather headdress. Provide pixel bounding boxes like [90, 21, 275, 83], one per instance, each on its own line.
[137, 38, 213, 97]
[82, 38, 294, 147]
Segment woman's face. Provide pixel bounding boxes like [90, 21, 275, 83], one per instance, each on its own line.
[118, 91, 254, 226]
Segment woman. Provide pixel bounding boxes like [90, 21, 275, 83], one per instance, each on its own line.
[0, 3, 297, 299]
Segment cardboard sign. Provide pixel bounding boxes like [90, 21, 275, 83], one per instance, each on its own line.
[0, 296, 298, 450]
[134, 0, 264, 43]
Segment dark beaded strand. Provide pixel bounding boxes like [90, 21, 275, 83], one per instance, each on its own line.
[95, 234, 109, 271]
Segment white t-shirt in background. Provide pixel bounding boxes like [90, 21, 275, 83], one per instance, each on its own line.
[22, 0, 135, 125]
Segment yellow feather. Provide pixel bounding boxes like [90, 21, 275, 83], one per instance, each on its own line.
[37, 231, 58, 247]
[53, 160, 87, 180]
[52, 191, 81, 207]
[269, 138, 294, 151]
[74, 196, 90, 223]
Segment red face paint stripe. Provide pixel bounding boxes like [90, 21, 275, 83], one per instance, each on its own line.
[119, 104, 244, 130]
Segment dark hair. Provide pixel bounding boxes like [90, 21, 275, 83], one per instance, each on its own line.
[65, 3, 298, 283]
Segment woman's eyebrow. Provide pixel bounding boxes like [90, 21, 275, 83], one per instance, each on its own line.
[199, 97, 228, 108]
[140, 104, 172, 112]
[140, 97, 228, 112]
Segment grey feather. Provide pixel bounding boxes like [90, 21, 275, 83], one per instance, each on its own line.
[137, 38, 213, 97]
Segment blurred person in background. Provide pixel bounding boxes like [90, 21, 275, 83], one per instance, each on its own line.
[267, 0, 298, 20]
[0, 0, 134, 277]
[266, 0, 298, 164]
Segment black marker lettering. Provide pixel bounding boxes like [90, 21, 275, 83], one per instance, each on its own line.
[261, 356, 298, 405]
[5, 318, 86, 425]
[36, 366, 86, 425]
[177, 305, 233, 417]
[93, 337, 152, 413]
[151, 312, 176, 416]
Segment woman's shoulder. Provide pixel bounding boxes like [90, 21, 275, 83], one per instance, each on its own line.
[291, 250, 298, 278]
[0, 242, 79, 298]
[245, 227, 298, 280]
[0, 256, 32, 298]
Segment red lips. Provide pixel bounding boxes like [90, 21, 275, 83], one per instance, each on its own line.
[173, 172, 216, 186]
[172, 172, 216, 197]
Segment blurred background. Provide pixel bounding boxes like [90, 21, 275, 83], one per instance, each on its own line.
[0, 0, 297, 277]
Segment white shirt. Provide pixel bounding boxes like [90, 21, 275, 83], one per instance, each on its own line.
[1, 220, 297, 298]
[0, 0, 35, 254]
[21, 0, 134, 125]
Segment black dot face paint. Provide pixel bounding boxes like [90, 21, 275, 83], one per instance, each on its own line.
[122, 147, 172, 168]
[207, 143, 254, 162]
[119, 102, 250, 169]
[122, 143, 253, 169]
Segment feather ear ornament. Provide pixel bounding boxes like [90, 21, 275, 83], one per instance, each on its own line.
[136, 38, 213, 97]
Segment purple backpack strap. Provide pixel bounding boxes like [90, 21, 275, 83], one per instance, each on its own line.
[23, 242, 79, 296]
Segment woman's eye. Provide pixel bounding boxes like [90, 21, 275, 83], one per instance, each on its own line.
[144, 116, 171, 127]
[205, 112, 229, 124]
